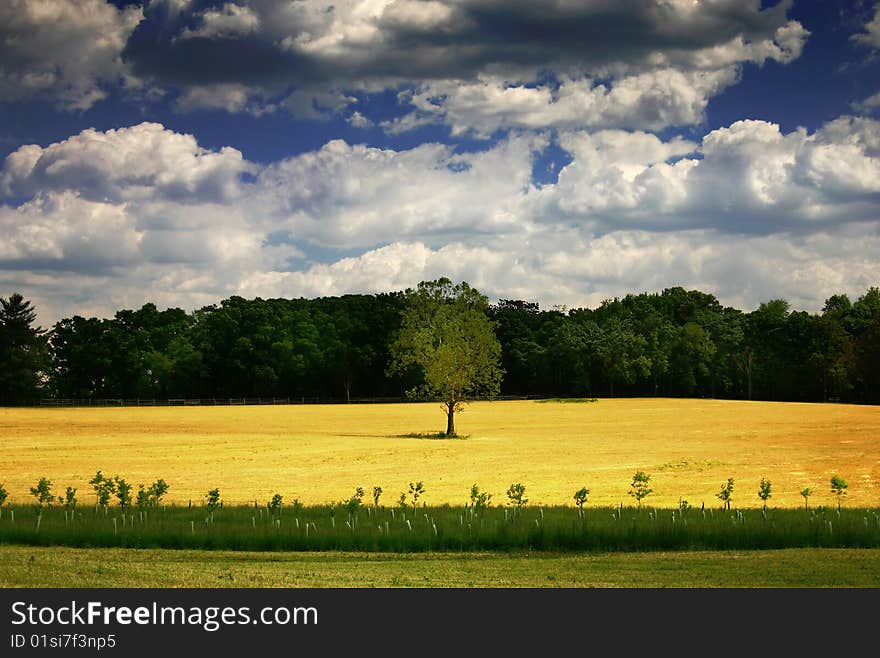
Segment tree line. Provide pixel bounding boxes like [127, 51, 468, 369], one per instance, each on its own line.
[1, 283, 878, 405]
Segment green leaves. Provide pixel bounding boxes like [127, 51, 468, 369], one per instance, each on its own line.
[389, 279, 504, 436]
[716, 477, 735, 509]
[628, 471, 653, 507]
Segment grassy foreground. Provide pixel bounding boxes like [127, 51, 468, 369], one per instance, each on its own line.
[2, 504, 879, 552]
[1, 399, 878, 507]
[1, 545, 878, 587]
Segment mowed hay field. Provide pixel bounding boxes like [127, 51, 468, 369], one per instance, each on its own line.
[1, 399, 878, 508]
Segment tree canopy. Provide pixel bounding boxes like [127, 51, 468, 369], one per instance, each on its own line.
[1, 282, 878, 407]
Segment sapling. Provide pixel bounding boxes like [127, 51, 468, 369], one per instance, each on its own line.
[408, 482, 425, 512]
[830, 475, 848, 511]
[148, 479, 169, 506]
[716, 477, 734, 510]
[506, 483, 528, 517]
[628, 471, 653, 509]
[800, 487, 813, 510]
[62, 486, 77, 511]
[397, 493, 408, 511]
[136, 485, 151, 509]
[268, 493, 283, 516]
[372, 486, 383, 509]
[113, 477, 132, 510]
[205, 488, 221, 513]
[573, 487, 590, 518]
[0, 483, 8, 514]
[29, 477, 53, 509]
[758, 478, 772, 512]
[470, 484, 493, 515]
[89, 471, 115, 508]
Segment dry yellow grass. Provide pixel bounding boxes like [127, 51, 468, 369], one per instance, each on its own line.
[0, 399, 877, 508]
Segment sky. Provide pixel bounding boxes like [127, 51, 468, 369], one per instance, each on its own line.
[1, 0, 879, 325]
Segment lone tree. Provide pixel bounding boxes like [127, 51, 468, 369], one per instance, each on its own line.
[388, 278, 503, 437]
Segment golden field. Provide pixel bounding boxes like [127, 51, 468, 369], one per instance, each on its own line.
[0, 398, 878, 508]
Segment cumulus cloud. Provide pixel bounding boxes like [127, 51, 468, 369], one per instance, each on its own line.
[2, 117, 879, 324]
[0, 0, 142, 110]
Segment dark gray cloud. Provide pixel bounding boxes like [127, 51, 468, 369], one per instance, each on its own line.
[121, 0, 797, 101]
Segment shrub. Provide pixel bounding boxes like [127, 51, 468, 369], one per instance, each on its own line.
[0, 483, 8, 508]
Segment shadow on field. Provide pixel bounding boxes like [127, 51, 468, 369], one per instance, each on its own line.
[336, 432, 469, 440]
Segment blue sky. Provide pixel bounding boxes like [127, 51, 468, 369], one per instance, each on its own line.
[1, 0, 879, 324]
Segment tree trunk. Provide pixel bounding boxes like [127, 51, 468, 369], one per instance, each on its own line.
[445, 402, 455, 437]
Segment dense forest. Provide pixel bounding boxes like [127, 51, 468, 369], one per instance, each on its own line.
[1, 284, 879, 405]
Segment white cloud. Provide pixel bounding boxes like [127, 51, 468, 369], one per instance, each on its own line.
[181, 3, 261, 40]
[2, 117, 880, 325]
[852, 3, 880, 49]
[1, 122, 255, 203]
[383, 19, 807, 137]
[852, 91, 880, 113]
[0, 0, 142, 110]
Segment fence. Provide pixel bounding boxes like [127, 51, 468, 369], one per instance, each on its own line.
[34, 394, 548, 408]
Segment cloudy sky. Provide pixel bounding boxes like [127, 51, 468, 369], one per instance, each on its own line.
[2, 0, 879, 324]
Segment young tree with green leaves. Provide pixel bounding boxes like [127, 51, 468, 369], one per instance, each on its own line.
[0, 483, 7, 509]
[470, 484, 493, 513]
[30, 477, 53, 509]
[148, 479, 169, 506]
[372, 486, 383, 509]
[388, 278, 504, 436]
[628, 471, 653, 509]
[800, 487, 813, 510]
[408, 481, 425, 511]
[89, 471, 116, 507]
[716, 477, 735, 510]
[506, 483, 528, 512]
[114, 477, 132, 510]
[573, 487, 590, 517]
[758, 477, 772, 512]
[830, 475, 848, 511]
[206, 488, 221, 513]
[61, 486, 77, 511]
